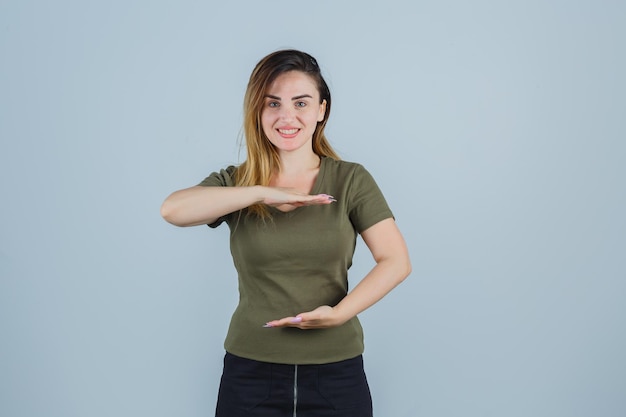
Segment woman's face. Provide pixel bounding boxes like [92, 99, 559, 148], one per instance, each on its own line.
[261, 71, 326, 155]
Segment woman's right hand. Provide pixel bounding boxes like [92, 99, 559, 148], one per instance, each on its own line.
[161, 185, 336, 227]
[261, 187, 336, 208]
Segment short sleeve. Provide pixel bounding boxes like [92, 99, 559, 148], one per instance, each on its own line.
[197, 165, 237, 228]
[347, 164, 394, 233]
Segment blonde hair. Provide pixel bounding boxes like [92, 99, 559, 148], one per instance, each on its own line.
[236, 49, 340, 218]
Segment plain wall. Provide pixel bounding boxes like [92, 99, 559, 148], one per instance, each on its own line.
[1, 1, 625, 416]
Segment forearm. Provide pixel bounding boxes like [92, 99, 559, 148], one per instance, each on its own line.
[263, 247, 410, 329]
[160, 185, 263, 227]
[334, 256, 411, 324]
[263, 218, 411, 329]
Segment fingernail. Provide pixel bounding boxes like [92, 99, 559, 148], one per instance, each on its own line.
[290, 317, 302, 323]
[263, 323, 273, 328]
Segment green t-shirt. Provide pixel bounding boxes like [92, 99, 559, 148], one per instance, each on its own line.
[199, 156, 393, 364]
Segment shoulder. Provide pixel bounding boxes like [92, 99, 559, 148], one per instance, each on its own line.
[198, 164, 239, 187]
[322, 157, 369, 178]
[322, 158, 380, 190]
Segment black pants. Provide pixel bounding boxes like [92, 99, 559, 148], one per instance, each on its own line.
[215, 352, 373, 417]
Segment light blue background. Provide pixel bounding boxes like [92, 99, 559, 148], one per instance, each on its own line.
[1, 1, 625, 416]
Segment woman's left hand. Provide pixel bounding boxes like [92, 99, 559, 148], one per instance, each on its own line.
[263, 306, 347, 329]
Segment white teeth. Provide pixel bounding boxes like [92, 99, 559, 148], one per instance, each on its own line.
[279, 129, 298, 134]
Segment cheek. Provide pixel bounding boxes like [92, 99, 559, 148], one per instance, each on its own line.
[260, 112, 274, 133]
[307, 112, 323, 127]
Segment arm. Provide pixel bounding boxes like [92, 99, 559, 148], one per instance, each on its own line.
[160, 185, 336, 227]
[160, 185, 263, 227]
[265, 217, 411, 328]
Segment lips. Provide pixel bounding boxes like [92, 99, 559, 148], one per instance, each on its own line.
[276, 127, 301, 138]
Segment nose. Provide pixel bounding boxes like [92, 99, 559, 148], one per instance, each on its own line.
[278, 104, 296, 121]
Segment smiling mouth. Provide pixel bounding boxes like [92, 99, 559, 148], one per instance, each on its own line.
[278, 128, 299, 135]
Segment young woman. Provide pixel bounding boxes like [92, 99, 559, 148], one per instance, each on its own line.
[161, 49, 411, 417]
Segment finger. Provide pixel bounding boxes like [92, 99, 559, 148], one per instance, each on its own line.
[304, 195, 336, 205]
[263, 316, 302, 328]
[314, 194, 337, 202]
[278, 194, 335, 206]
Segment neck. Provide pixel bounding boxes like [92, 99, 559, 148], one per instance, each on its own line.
[278, 149, 321, 176]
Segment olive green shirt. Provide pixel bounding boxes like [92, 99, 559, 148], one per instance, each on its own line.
[199, 157, 393, 364]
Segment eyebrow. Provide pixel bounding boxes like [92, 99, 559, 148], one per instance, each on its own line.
[264, 94, 314, 101]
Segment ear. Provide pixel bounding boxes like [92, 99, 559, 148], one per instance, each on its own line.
[317, 99, 327, 122]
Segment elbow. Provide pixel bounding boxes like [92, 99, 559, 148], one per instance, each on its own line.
[160, 196, 210, 227]
[378, 254, 412, 286]
[160, 198, 186, 227]
[160, 199, 176, 224]
[392, 250, 412, 284]
[376, 251, 412, 286]
[399, 256, 412, 283]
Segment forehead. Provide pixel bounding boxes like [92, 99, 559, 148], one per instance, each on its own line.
[266, 71, 319, 96]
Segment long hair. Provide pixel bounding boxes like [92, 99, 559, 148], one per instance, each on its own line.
[236, 49, 340, 218]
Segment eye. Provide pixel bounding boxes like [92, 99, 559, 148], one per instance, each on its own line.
[267, 101, 280, 108]
[295, 101, 307, 108]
